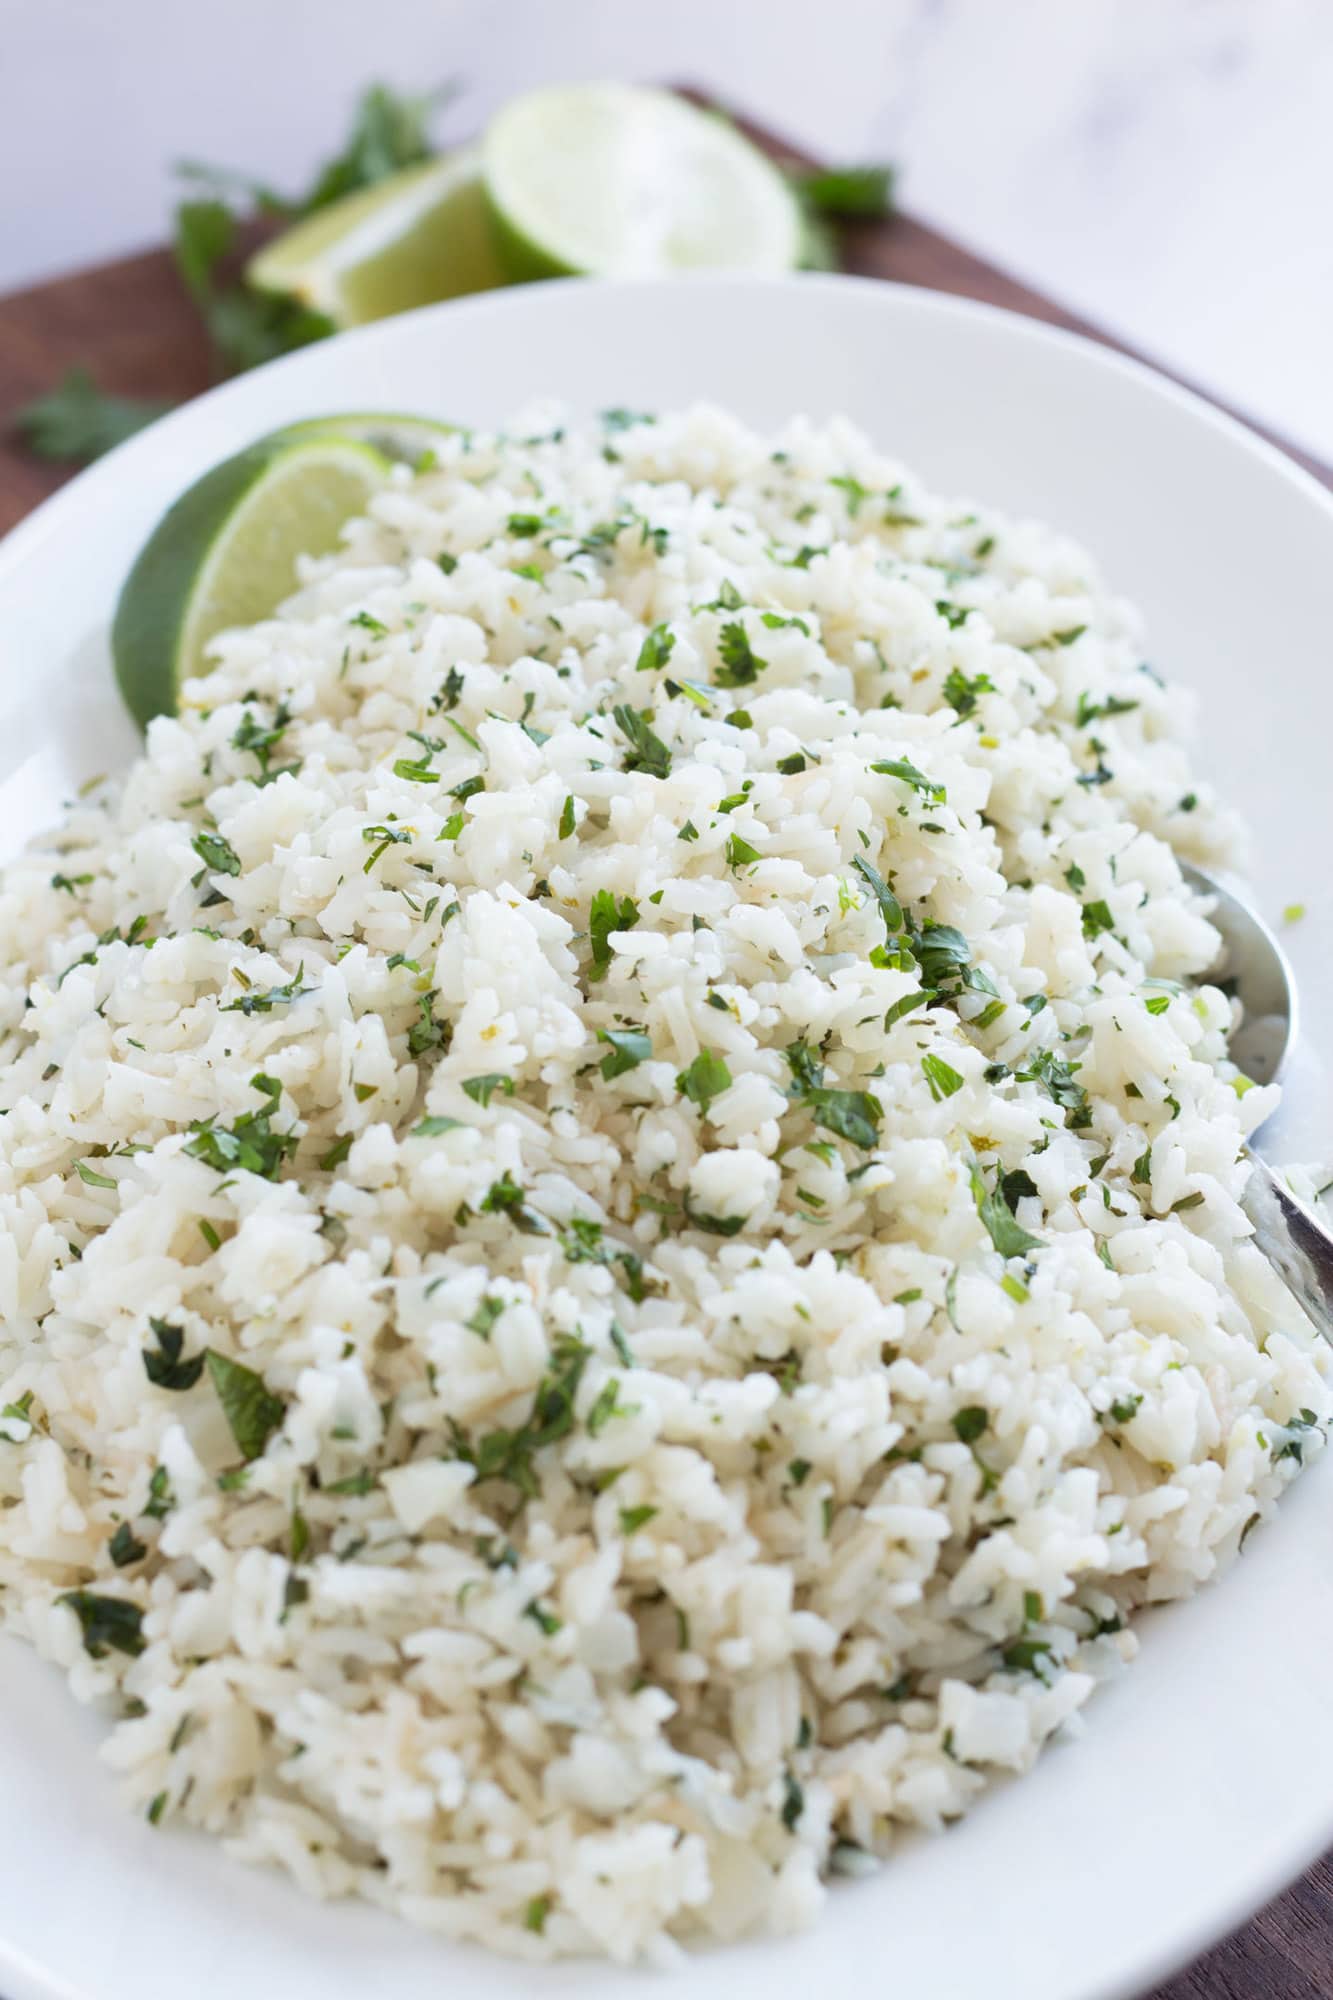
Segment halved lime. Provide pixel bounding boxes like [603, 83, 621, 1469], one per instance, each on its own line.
[246, 148, 507, 328]
[113, 435, 390, 726]
[271, 411, 456, 468]
[483, 84, 803, 280]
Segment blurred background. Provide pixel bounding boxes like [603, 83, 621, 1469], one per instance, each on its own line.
[3, 0, 1331, 457]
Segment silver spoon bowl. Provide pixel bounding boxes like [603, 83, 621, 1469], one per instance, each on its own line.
[1184, 863, 1332, 1333]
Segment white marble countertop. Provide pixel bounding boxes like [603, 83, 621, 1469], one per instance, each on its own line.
[4, 0, 1330, 460]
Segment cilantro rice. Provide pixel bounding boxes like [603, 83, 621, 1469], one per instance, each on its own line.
[0, 404, 1327, 1964]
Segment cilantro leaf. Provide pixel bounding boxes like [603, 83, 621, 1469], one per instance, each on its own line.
[587, 890, 639, 983]
[613, 704, 672, 779]
[206, 1350, 285, 1461]
[869, 756, 946, 803]
[191, 830, 241, 877]
[970, 1159, 1044, 1257]
[635, 623, 676, 673]
[793, 163, 895, 218]
[143, 1319, 205, 1392]
[449, 1333, 590, 1496]
[58, 1590, 146, 1659]
[676, 1048, 733, 1113]
[185, 1073, 297, 1180]
[461, 1073, 514, 1109]
[805, 1086, 881, 1149]
[921, 1053, 965, 1101]
[942, 666, 994, 720]
[13, 369, 174, 466]
[598, 1028, 652, 1079]
[851, 853, 903, 936]
[715, 622, 766, 687]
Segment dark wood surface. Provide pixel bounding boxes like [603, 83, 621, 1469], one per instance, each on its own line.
[0, 104, 1329, 2000]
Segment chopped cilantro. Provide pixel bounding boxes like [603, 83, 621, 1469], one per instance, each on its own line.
[676, 1048, 732, 1113]
[921, 1053, 964, 1101]
[635, 623, 676, 673]
[598, 1027, 652, 1079]
[587, 890, 640, 982]
[613, 704, 672, 779]
[206, 1350, 285, 1461]
[143, 1319, 205, 1392]
[715, 621, 766, 687]
[58, 1590, 146, 1659]
[191, 830, 241, 877]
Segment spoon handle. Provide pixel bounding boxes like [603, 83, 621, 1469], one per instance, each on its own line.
[1242, 1156, 1333, 1340]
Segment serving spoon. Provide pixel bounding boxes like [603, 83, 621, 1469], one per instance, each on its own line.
[1183, 864, 1333, 1336]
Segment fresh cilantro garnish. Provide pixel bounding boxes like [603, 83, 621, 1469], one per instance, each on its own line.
[206, 1350, 285, 1461]
[14, 370, 174, 466]
[783, 1040, 881, 1148]
[851, 853, 903, 935]
[108, 1522, 147, 1569]
[448, 1333, 590, 1496]
[57, 1590, 146, 1659]
[480, 1172, 550, 1235]
[393, 755, 438, 783]
[231, 701, 293, 778]
[1075, 691, 1139, 728]
[869, 756, 946, 803]
[1015, 1047, 1092, 1129]
[942, 666, 994, 719]
[829, 474, 871, 517]
[921, 1053, 965, 1101]
[601, 407, 656, 431]
[361, 823, 411, 872]
[185, 1073, 296, 1180]
[792, 162, 894, 218]
[805, 1087, 882, 1149]
[557, 1219, 648, 1302]
[613, 703, 672, 779]
[715, 622, 766, 687]
[406, 991, 450, 1058]
[221, 965, 309, 1015]
[461, 1073, 514, 1108]
[970, 1158, 1044, 1257]
[587, 890, 639, 983]
[465, 1296, 506, 1340]
[192, 830, 241, 877]
[143, 1319, 205, 1392]
[676, 1049, 732, 1113]
[598, 1028, 652, 1079]
[635, 623, 676, 673]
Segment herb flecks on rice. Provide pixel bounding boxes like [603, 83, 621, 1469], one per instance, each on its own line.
[0, 404, 1326, 1964]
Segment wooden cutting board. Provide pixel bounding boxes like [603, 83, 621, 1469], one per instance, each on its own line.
[0, 96, 1328, 2000]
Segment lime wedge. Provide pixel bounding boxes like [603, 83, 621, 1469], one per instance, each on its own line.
[483, 84, 803, 279]
[246, 148, 507, 327]
[271, 411, 456, 468]
[112, 435, 389, 726]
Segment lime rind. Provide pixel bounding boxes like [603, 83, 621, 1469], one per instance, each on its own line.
[270, 412, 456, 467]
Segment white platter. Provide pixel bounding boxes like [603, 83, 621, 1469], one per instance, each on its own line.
[1, 273, 1330, 2000]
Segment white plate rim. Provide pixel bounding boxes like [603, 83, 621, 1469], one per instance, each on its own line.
[0, 271, 1330, 2000]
